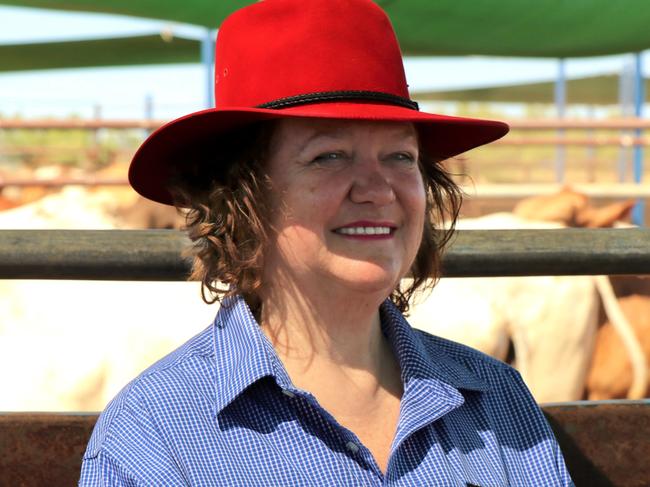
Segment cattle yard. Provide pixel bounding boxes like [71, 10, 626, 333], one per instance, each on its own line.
[0, 120, 649, 486]
[1, 228, 649, 279]
[3, 117, 650, 179]
[2, 117, 650, 221]
[1, 229, 649, 485]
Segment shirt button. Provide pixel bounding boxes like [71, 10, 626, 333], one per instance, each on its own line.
[345, 441, 359, 453]
[281, 389, 295, 398]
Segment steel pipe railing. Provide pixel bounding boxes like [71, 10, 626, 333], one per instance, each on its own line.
[3, 117, 650, 131]
[0, 229, 648, 280]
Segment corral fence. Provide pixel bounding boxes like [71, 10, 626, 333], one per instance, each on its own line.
[0, 228, 649, 486]
[1, 118, 650, 484]
[2, 117, 649, 142]
[0, 228, 649, 279]
[1, 117, 648, 180]
[2, 116, 649, 227]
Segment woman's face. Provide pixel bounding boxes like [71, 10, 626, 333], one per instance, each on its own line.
[263, 118, 426, 298]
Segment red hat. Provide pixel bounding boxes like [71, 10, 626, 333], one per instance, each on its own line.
[129, 0, 509, 206]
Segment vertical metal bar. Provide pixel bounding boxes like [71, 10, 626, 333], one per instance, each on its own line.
[201, 29, 215, 108]
[618, 63, 631, 182]
[586, 105, 596, 182]
[633, 52, 645, 226]
[144, 93, 154, 137]
[555, 58, 566, 183]
[144, 94, 153, 120]
[92, 104, 102, 167]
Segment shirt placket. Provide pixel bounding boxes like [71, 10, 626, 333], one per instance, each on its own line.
[287, 385, 385, 484]
[383, 378, 467, 485]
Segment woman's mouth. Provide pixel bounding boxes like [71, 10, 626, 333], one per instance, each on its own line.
[335, 226, 392, 236]
[333, 222, 397, 239]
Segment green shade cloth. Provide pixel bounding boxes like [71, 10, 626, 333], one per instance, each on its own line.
[412, 74, 650, 105]
[2, 0, 650, 57]
[0, 35, 200, 72]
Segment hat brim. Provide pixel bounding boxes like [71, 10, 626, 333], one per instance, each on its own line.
[129, 102, 509, 206]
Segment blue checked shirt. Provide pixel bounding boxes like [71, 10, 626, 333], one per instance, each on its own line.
[81, 295, 574, 486]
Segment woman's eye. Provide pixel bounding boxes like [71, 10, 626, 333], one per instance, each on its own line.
[312, 152, 345, 163]
[391, 152, 417, 164]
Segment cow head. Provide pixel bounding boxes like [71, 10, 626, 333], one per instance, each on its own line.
[514, 187, 635, 228]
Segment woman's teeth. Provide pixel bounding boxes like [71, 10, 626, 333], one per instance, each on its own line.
[336, 226, 391, 235]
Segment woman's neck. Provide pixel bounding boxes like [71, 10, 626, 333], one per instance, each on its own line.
[258, 274, 397, 389]
[258, 274, 404, 473]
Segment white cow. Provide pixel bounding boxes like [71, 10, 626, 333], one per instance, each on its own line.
[0, 188, 217, 411]
[0, 279, 217, 411]
[408, 274, 599, 402]
[1, 190, 643, 409]
[0, 186, 121, 230]
[408, 212, 645, 403]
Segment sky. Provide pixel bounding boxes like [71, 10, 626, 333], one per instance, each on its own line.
[0, 5, 647, 120]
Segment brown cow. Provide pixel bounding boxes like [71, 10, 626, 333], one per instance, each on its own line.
[513, 186, 636, 228]
[410, 200, 642, 403]
[115, 196, 187, 230]
[586, 274, 650, 400]
[515, 188, 648, 400]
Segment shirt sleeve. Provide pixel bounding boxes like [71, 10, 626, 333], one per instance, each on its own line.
[502, 368, 576, 487]
[78, 383, 175, 486]
[79, 450, 141, 487]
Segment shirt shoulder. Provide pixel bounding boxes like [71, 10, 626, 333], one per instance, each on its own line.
[412, 328, 519, 384]
[414, 327, 539, 405]
[84, 324, 216, 460]
[412, 330, 574, 485]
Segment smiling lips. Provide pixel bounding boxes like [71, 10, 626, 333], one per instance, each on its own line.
[333, 221, 396, 240]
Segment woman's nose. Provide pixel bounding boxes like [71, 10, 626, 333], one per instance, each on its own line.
[348, 161, 396, 206]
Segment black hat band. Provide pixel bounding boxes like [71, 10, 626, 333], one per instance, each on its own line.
[257, 90, 419, 111]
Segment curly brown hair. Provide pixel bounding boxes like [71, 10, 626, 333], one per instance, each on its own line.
[170, 121, 462, 314]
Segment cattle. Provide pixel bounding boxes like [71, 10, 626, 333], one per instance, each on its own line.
[0, 279, 217, 411]
[94, 161, 187, 231]
[0, 193, 18, 211]
[0, 183, 184, 231]
[0, 185, 645, 410]
[515, 189, 649, 400]
[409, 190, 646, 403]
[0, 186, 118, 229]
[114, 196, 187, 230]
[513, 186, 636, 228]
[586, 277, 650, 399]
[407, 214, 604, 402]
[0, 187, 217, 411]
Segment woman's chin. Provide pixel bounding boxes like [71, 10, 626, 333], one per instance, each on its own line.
[330, 262, 403, 296]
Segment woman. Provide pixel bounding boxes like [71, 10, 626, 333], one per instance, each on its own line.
[81, 0, 574, 485]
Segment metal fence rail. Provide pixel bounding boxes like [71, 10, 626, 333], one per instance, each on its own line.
[0, 228, 648, 280]
[3, 117, 650, 130]
[3, 400, 649, 487]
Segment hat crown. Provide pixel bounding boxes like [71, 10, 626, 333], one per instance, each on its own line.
[214, 0, 410, 108]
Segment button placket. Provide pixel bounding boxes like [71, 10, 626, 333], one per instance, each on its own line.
[285, 389, 383, 478]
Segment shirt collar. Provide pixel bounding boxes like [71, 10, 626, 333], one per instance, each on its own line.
[211, 295, 489, 415]
[211, 295, 293, 415]
[379, 299, 490, 393]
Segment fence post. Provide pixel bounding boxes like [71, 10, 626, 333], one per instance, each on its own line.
[619, 58, 635, 182]
[144, 93, 154, 137]
[633, 52, 645, 226]
[555, 58, 566, 183]
[91, 104, 102, 167]
[201, 29, 215, 109]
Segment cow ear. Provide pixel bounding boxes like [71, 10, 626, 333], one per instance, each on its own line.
[580, 200, 636, 228]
